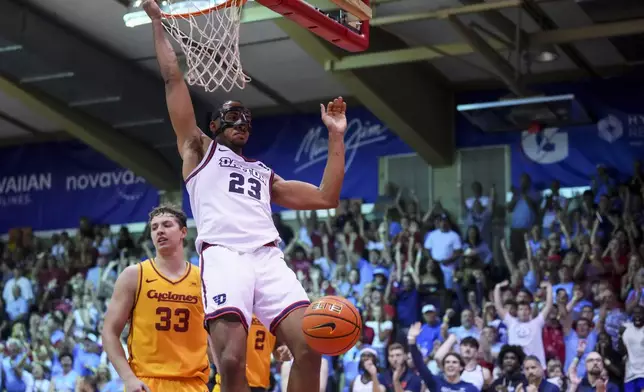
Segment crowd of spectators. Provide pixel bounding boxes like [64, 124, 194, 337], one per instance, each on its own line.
[1, 162, 644, 392]
[0, 219, 149, 392]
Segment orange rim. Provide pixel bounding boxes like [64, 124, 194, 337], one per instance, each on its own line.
[160, 0, 247, 18]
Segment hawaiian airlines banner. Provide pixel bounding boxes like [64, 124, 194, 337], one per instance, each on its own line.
[456, 76, 644, 189]
[0, 141, 159, 233]
[182, 107, 412, 216]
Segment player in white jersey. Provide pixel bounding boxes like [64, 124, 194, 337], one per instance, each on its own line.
[142, 2, 347, 392]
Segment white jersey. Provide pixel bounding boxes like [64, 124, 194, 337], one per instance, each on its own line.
[461, 364, 485, 391]
[186, 141, 280, 253]
[352, 377, 378, 392]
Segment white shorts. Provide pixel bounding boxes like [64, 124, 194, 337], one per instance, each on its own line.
[200, 243, 310, 334]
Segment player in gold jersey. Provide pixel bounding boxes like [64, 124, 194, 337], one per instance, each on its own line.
[213, 316, 291, 392]
[102, 204, 210, 392]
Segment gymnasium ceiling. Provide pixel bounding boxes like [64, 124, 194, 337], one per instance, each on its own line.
[0, 0, 643, 190]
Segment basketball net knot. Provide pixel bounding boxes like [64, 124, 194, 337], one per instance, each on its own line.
[162, 0, 251, 92]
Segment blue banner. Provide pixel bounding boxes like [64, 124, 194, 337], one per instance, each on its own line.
[183, 107, 412, 216]
[0, 141, 159, 233]
[456, 77, 644, 189]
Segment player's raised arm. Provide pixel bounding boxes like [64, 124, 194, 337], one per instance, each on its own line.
[143, 0, 203, 159]
[272, 97, 346, 210]
[102, 265, 149, 392]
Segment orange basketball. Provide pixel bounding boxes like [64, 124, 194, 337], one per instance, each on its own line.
[302, 295, 362, 356]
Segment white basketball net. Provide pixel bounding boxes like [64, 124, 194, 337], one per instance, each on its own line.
[161, 0, 250, 92]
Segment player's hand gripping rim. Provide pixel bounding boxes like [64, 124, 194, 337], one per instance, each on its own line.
[142, 0, 163, 20]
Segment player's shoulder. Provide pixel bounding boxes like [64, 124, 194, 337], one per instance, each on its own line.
[121, 263, 143, 278]
[253, 159, 271, 171]
[114, 263, 143, 292]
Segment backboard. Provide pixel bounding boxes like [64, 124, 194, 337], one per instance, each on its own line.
[457, 94, 595, 133]
[256, 0, 371, 52]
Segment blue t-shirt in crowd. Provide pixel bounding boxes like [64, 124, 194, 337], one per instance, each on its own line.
[409, 344, 478, 392]
[577, 377, 619, 392]
[395, 288, 419, 327]
[378, 367, 422, 392]
[415, 321, 442, 357]
[523, 379, 561, 392]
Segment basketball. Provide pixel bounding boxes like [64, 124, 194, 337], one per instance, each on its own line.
[302, 296, 362, 356]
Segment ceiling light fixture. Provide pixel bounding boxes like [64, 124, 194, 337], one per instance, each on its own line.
[534, 48, 559, 63]
[525, 44, 559, 63]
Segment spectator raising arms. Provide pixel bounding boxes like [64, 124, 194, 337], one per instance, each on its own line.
[2, 175, 644, 392]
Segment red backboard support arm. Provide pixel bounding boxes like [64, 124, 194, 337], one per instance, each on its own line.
[256, 0, 370, 52]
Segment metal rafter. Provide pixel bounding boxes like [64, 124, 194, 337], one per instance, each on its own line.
[240, 0, 564, 25]
[275, 19, 454, 165]
[0, 132, 71, 147]
[453, 63, 644, 90]
[458, 0, 527, 45]
[326, 18, 644, 70]
[529, 19, 644, 46]
[0, 109, 43, 135]
[240, 0, 401, 23]
[521, 0, 597, 76]
[0, 0, 180, 121]
[0, 0, 190, 190]
[0, 72, 177, 190]
[449, 16, 527, 96]
[458, 0, 597, 78]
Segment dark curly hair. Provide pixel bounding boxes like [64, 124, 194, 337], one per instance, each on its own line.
[497, 344, 526, 367]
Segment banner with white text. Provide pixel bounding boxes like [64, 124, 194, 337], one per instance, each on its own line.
[0, 141, 159, 233]
[182, 107, 413, 217]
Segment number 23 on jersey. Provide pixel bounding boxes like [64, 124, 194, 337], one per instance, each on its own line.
[228, 173, 262, 200]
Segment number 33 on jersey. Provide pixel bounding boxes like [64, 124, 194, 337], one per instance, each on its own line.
[127, 260, 209, 381]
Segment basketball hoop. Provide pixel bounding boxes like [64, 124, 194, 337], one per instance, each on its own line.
[160, 0, 251, 92]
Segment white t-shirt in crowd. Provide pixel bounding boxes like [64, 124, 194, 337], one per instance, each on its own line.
[352, 377, 382, 392]
[2, 277, 34, 304]
[622, 322, 644, 382]
[367, 241, 385, 251]
[461, 364, 485, 390]
[424, 230, 462, 262]
[465, 196, 490, 209]
[503, 313, 546, 367]
[365, 320, 393, 348]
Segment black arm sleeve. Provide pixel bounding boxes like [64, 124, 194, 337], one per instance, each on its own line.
[409, 343, 437, 390]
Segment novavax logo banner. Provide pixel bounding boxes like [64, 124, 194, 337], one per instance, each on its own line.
[0, 141, 159, 233]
